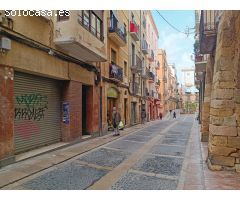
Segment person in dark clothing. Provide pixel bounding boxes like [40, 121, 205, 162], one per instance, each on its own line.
[112, 107, 121, 136]
[141, 109, 146, 124]
[173, 111, 176, 119]
[159, 113, 163, 120]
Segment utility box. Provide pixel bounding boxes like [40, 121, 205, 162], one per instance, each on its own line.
[0, 37, 11, 51]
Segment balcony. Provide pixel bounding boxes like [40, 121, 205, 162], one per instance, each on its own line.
[131, 54, 142, 73]
[148, 71, 155, 83]
[108, 16, 127, 47]
[142, 40, 148, 55]
[195, 54, 207, 73]
[130, 21, 140, 41]
[199, 10, 222, 54]
[148, 50, 154, 62]
[109, 63, 123, 82]
[54, 11, 106, 62]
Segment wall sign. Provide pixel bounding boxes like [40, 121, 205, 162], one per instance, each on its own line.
[63, 102, 70, 124]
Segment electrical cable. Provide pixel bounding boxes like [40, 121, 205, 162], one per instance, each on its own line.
[154, 10, 195, 36]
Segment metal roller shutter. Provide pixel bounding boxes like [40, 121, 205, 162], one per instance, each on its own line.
[14, 72, 61, 154]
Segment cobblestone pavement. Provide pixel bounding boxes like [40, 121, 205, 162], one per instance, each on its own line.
[2, 114, 239, 190]
[2, 115, 192, 190]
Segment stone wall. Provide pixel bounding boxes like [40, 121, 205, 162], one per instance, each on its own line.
[201, 55, 214, 142]
[208, 11, 240, 171]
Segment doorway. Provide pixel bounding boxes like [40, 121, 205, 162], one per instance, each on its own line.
[82, 85, 90, 135]
[124, 98, 127, 125]
[131, 102, 137, 124]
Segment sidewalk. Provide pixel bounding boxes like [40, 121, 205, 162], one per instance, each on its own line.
[0, 119, 165, 189]
[181, 119, 240, 190]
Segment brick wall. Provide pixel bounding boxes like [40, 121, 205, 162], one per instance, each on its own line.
[62, 80, 82, 142]
[0, 66, 14, 164]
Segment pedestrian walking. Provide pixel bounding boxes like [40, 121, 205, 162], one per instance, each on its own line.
[159, 112, 163, 120]
[141, 108, 146, 124]
[173, 111, 176, 119]
[112, 107, 121, 136]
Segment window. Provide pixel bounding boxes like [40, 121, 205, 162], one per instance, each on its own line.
[78, 11, 104, 41]
[124, 61, 127, 76]
[57, 10, 70, 21]
[83, 11, 90, 27]
[91, 13, 96, 35]
[111, 49, 117, 64]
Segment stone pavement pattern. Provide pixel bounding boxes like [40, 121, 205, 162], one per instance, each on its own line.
[1, 114, 240, 190]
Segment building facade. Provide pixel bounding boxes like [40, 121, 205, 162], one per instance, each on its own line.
[0, 10, 166, 167]
[0, 10, 108, 166]
[145, 11, 159, 121]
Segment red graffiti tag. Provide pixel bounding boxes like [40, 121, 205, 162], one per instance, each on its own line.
[15, 121, 40, 139]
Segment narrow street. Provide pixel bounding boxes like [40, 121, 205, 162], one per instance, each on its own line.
[1, 115, 195, 190]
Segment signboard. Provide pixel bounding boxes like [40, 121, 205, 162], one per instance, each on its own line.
[62, 102, 70, 124]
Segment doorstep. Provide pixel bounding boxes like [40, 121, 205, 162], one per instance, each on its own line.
[15, 142, 69, 162]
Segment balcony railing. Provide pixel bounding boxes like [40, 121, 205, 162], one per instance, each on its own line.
[142, 40, 148, 54]
[108, 16, 127, 46]
[148, 50, 154, 62]
[109, 63, 123, 81]
[148, 71, 155, 83]
[130, 20, 140, 41]
[199, 10, 222, 54]
[131, 54, 142, 73]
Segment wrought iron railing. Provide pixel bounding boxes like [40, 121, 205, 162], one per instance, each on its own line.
[108, 16, 127, 43]
[109, 63, 123, 81]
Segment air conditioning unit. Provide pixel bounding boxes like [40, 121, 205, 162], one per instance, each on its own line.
[0, 37, 11, 51]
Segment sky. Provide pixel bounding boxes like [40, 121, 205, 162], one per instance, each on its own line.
[152, 10, 195, 85]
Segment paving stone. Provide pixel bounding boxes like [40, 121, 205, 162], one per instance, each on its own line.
[106, 140, 142, 153]
[112, 172, 178, 190]
[150, 145, 186, 157]
[132, 130, 155, 137]
[78, 148, 129, 168]
[123, 135, 152, 143]
[133, 155, 183, 176]
[160, 138, 188, 146]
[164, 134, 189, 140]
[23, 163, 109, 190]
